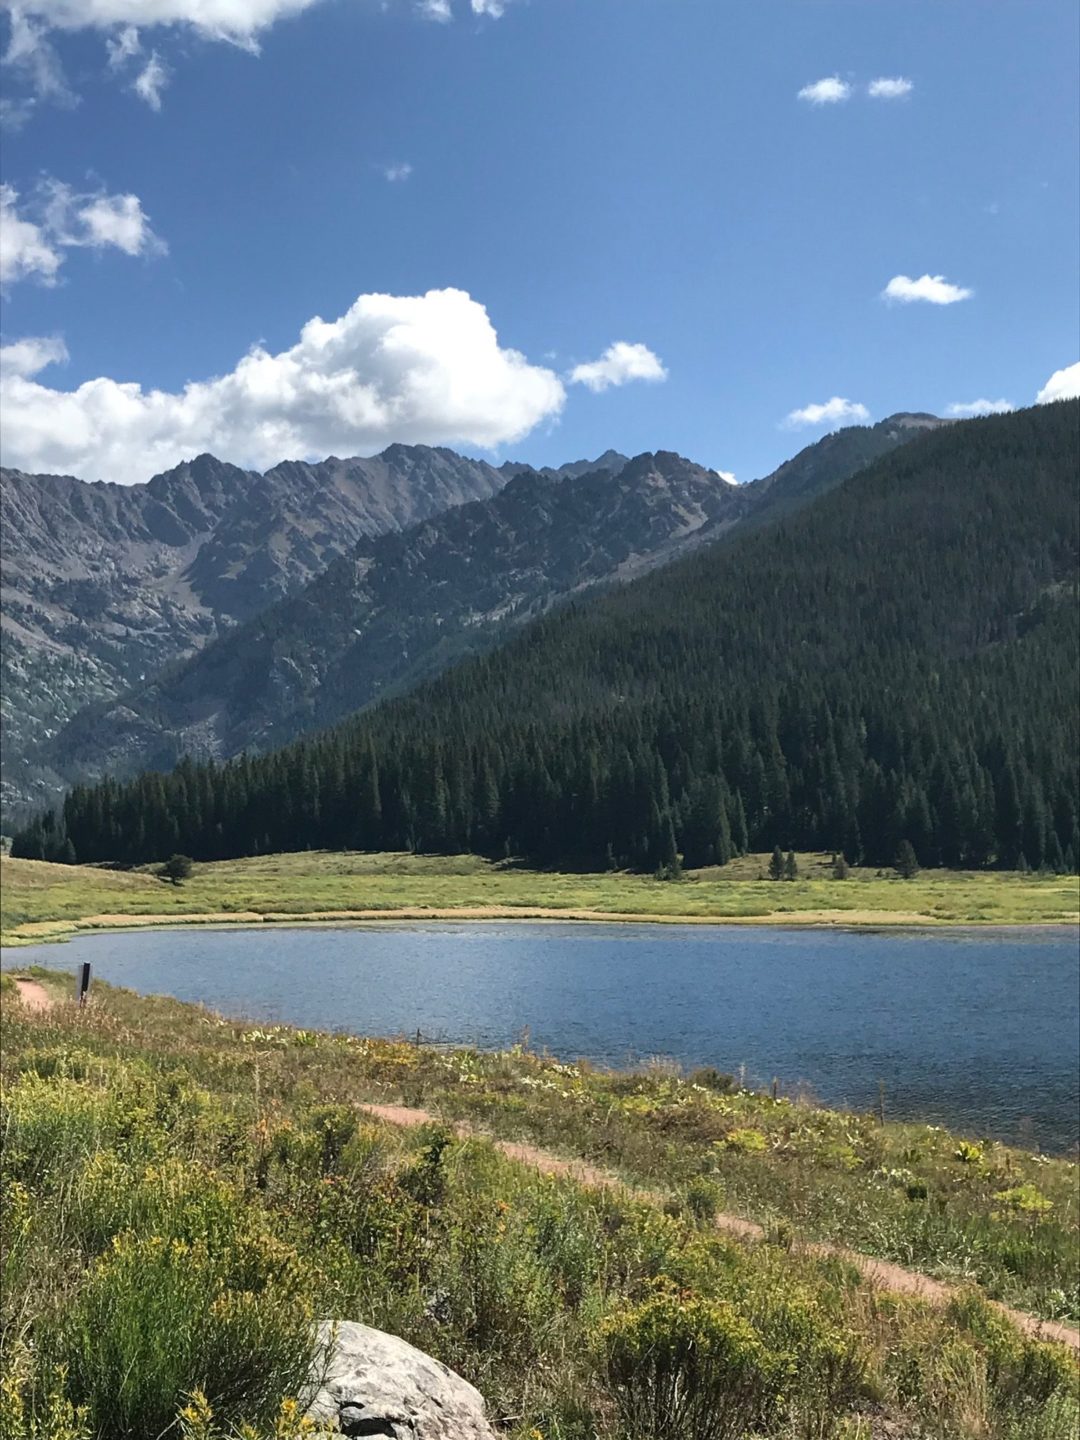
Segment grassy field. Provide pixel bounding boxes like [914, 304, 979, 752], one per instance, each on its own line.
[2, 849, 1078, 946]
[1, 972, 1077, 1439]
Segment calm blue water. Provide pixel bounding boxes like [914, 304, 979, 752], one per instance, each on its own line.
[5, 923, 1078, 1151]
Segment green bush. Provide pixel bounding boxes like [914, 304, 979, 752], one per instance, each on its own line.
[599, 1287, 781, 1440]
[56, 1231, 318, 1439]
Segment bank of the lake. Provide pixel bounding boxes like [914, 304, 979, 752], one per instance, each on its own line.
[2, 966, 1078, 1440]
[6, 919, 1079, 1154]
[2, 849, 1078, 947]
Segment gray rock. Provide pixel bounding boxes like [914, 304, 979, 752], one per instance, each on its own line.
[306, 1320, 497, 1440]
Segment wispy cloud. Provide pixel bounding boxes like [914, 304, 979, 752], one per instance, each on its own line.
[797, 76, 851, 105]
[417, 0, 452, 18]
[381, 162, 413, 183]
[882, 273, 973, 305]
[568, 341, 667, 393]
[106, 24, 141, 68]
[868, 76, 913, 100]
[0, 179, 165, 288]
[3, 1, 329, 111]
[784, 396, 869, 429]
[133, 51, 169, 109]
[472, 0, 508, 15]
[3, 9, 76, 106]
[0, 95, 36, 130]
[1035, 361, 1080, 405]
[947, 398, 1014, 418]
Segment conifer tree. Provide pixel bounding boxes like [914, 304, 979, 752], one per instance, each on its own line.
[894, 840, 920, 880]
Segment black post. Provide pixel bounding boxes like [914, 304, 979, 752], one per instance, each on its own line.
[77, 962, 91, 1008]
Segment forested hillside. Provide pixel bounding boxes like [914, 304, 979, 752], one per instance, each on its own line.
[19, 402, 1079, 873]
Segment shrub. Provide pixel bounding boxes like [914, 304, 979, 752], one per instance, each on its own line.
[684, 1178, 724, 1224]
[687, 1066, 735, 1094]
[56, 1232, 318, 1438]
[0, 1346, 91, 1440]
[954, 1140, 984, 1165]
[160, 853, 194, 886]
[724, 1127, 768, 1154]
[598, 1287, 780, 1440]
[995, 1184, 1054, 1216]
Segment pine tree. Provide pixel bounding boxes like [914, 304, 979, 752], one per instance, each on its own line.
[783, 849, 798, 881]
[894, 840, 920, 879]
[768, 845, 784, 881]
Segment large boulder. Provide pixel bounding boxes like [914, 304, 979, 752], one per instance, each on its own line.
[306, 1321, 497, 1439]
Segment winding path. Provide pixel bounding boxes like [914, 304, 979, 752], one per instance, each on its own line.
[359, 1102, 1080, 1353]
[6, 978, 1075, 1353]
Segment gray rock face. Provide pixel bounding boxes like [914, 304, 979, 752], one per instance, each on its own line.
[0, 446, 509, 817]
[306, 1321, 496, 1440]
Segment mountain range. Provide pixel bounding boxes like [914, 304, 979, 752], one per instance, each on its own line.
[0, 445, 623, 817]
[34, 400, 1077, 875]
[0, 414, 945, 817]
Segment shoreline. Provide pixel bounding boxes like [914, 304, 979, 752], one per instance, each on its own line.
[3, 904, 1078, 950]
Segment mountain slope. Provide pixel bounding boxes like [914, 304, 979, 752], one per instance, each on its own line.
[0, 445, 513, 815]
[41, 451, 745, 780]
[38, 402, 1080, 873]
[33, 416, 933, 791]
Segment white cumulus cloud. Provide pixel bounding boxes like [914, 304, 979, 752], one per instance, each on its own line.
[471, 0, 507, 15]
[0, 334, 68, 377]
[882, 273, 973, 305]
[784, 396, 870, 429]
[133, 50, 168, 108]
[1035, 361, 1080, 405]
[74, 190, 164, 253]
[568, 341, 667, 394]
[0, 288, 570, 484]
[417, 0, 451, 18]
[715, 470, 737, 485]
[868, 76, 913, 99]
[946, 398, 1014, 418]
[797, 76, 851, 105]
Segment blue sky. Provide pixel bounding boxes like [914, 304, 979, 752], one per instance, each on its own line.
[1, 0, 1077, 484]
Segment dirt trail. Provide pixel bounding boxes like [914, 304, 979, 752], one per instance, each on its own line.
[7, 983, 1075, 1353]
[9, 976, 52, 1012]
[359, 1102, 1080, 1352]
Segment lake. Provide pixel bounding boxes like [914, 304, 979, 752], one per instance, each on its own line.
[5, 922, 1078, 1152]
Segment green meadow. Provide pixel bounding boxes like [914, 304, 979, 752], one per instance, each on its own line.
[2, 850, 1077, 947]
